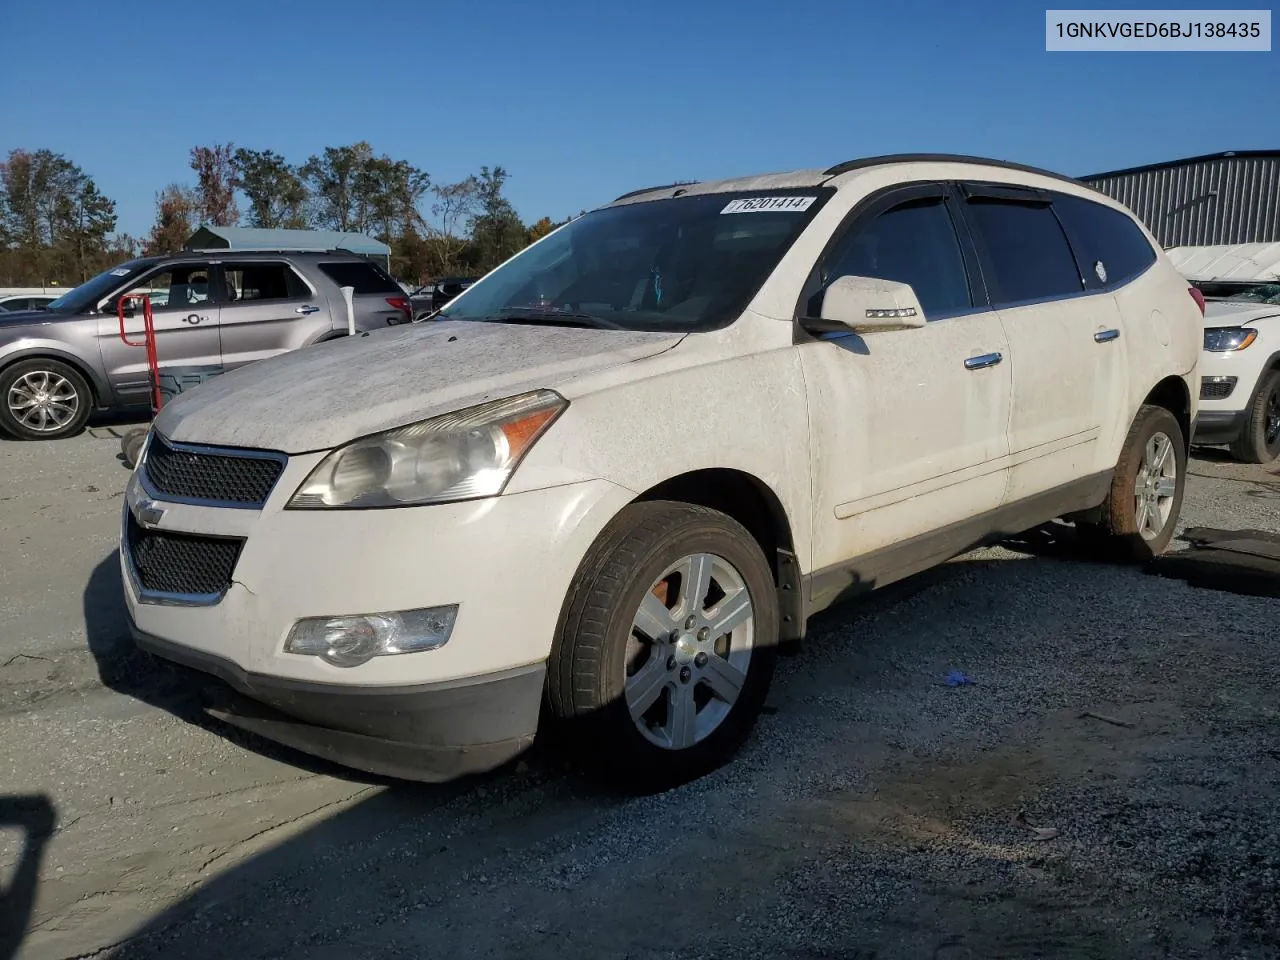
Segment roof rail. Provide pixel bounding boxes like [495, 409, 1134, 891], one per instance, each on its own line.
[821, 154, 1085, 187]
[612, 180, 701, 203]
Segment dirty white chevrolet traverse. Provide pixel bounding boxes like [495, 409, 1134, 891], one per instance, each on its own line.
[121, 155, 1202, 790]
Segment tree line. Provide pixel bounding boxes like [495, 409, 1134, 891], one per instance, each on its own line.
[0, 143, 569, 288]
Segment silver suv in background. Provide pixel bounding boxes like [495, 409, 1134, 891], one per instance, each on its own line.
[0, 250, 412, 440]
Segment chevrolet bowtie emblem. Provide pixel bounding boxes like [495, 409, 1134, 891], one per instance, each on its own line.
[135, 499, 167, 529]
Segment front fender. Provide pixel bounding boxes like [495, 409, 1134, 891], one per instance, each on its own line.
[0, 338, 110, 406]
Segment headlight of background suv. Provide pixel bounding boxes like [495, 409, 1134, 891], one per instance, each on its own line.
[287, 389, 567, 509]
[1203, 327, 1257, 352]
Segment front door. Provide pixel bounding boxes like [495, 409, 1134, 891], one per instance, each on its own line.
[799, 184, 1012, 599]
[97, 262, 221, 405]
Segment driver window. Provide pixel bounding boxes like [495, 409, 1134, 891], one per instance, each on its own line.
[822, 197, 973, 318]
[127, 265, 212, 310]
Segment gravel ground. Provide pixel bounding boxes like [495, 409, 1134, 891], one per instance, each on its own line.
[2, 425, 1279, 960]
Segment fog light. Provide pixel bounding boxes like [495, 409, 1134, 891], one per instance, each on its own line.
[284, 605, 458, 667]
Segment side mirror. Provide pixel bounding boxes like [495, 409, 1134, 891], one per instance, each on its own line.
[800, 276, 927, 335]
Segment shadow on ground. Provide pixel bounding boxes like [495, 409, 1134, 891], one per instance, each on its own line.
[0, 795, 55, 960]
[81, 553, 398, 784]
[73, 532, 1280, 959]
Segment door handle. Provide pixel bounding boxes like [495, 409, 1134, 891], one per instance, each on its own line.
[296, 305, 320, 315]
[182, 313, 203, 325]
[964, 352, 1003, 370]
[1094, 328, 1120, 343]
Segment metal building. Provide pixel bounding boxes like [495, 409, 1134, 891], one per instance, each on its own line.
[1079, 150, 1280, 248]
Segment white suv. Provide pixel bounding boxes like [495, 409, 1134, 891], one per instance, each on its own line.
[1191, 280, 1280, 464]
[120, 155, 1202, 790]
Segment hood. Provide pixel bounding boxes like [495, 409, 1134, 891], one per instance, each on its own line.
[0, 309, 61, 329]
[155, 320, 685, 453]
[1203, 300, 1280, 329]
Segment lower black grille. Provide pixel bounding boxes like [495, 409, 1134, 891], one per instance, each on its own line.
[1201, 376, 1238, 401]
[126, 513, 244, 597]
[143, 433, 284, 507]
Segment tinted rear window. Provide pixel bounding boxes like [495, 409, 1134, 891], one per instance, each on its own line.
[964, 198, 1083, 305]
[318, 261, 401, 294]
[1051, 193, 1157, 290]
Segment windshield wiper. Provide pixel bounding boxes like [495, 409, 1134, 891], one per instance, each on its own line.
[488, 310, 625, 331]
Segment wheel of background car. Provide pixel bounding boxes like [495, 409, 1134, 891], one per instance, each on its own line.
[0, 358, 93, 441]
[121, 427, 149, 469]
[1228, 368, 1280, 468]
[1078, 404, 1187, 562]
[546, 501, 779, 791]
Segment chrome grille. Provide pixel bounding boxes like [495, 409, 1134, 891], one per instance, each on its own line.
[1201, 376, 1238, 401]
[125, 512, 244, 598]
[143, 433, 285, 507]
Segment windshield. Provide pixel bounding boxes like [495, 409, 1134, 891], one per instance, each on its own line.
[438, 189, 832, 332]
[45, 260, 152, 314]
[1197, 280, 1280, 304]
[1222, 282, 1280, 305]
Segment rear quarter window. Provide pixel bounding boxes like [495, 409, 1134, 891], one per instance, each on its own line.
[317, 261, 401, 294]
[1051, 193, 1157, 290]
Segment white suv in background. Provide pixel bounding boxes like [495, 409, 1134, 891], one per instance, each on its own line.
[1191, 280, 1280, 465]
[120, 155, 1202, 790]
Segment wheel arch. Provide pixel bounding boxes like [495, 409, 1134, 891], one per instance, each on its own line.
[631, 468, 805, 648]
[1143, 375, 1192, 454]
[0, 347, 107, 408]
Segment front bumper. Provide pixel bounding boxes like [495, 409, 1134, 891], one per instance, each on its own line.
[131, 616, 543, 781]
[121, 458, 636, 780]
[1192, 409, 1247, 445]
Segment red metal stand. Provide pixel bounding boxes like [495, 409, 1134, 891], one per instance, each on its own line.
[117, 293, 163, 413]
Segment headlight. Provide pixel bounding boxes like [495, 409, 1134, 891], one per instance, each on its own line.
[1203, 327, 1257, 352]
[288, 389, 566, 509]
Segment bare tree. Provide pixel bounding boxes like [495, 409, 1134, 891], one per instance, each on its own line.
[189, 144, 239, 226]
[428, 177, 480, 275]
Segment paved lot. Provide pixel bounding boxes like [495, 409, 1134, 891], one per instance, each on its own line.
[2, 426, 1279, 960]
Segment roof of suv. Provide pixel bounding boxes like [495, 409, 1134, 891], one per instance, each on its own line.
[608, 153, 1087, 206]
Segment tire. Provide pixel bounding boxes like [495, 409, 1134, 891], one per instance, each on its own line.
[0, 358, 94, 441]
[121, 428, 149, 468]
[1228, 368, 1280, 467]
[547, 501, 779, 791]
[1079, 404, 1187, 562]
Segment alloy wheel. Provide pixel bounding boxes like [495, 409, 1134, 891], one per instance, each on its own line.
[624, 553, 755, 750]
[1134, 430, 1178, 541]
[6, 370, 80, 433]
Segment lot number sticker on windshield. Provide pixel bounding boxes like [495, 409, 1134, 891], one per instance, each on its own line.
[721, 196, 817, 214]
[110, 267, 132, 276]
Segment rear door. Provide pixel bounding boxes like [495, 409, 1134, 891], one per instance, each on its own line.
[216, 260, 329, 370]
[316, 260, 411, 330]
[956, 184, 1118, 502]
[97, 261, 221, 404]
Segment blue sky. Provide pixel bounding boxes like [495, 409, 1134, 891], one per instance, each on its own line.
[1, 0, 1275, 238]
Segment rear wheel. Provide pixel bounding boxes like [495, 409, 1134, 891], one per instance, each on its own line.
[1079, 404, 1186, 561]
[0, 358, 93, 441]
[547, 501, 779, 791]
[1228, 368, 1280, 467]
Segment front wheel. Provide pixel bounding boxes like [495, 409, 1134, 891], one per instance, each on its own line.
[0, 358, 94, 441]
[1228, 368, 1280, 467]
[547, 501, 779, 791]
[1079, 404, 1187, 561]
